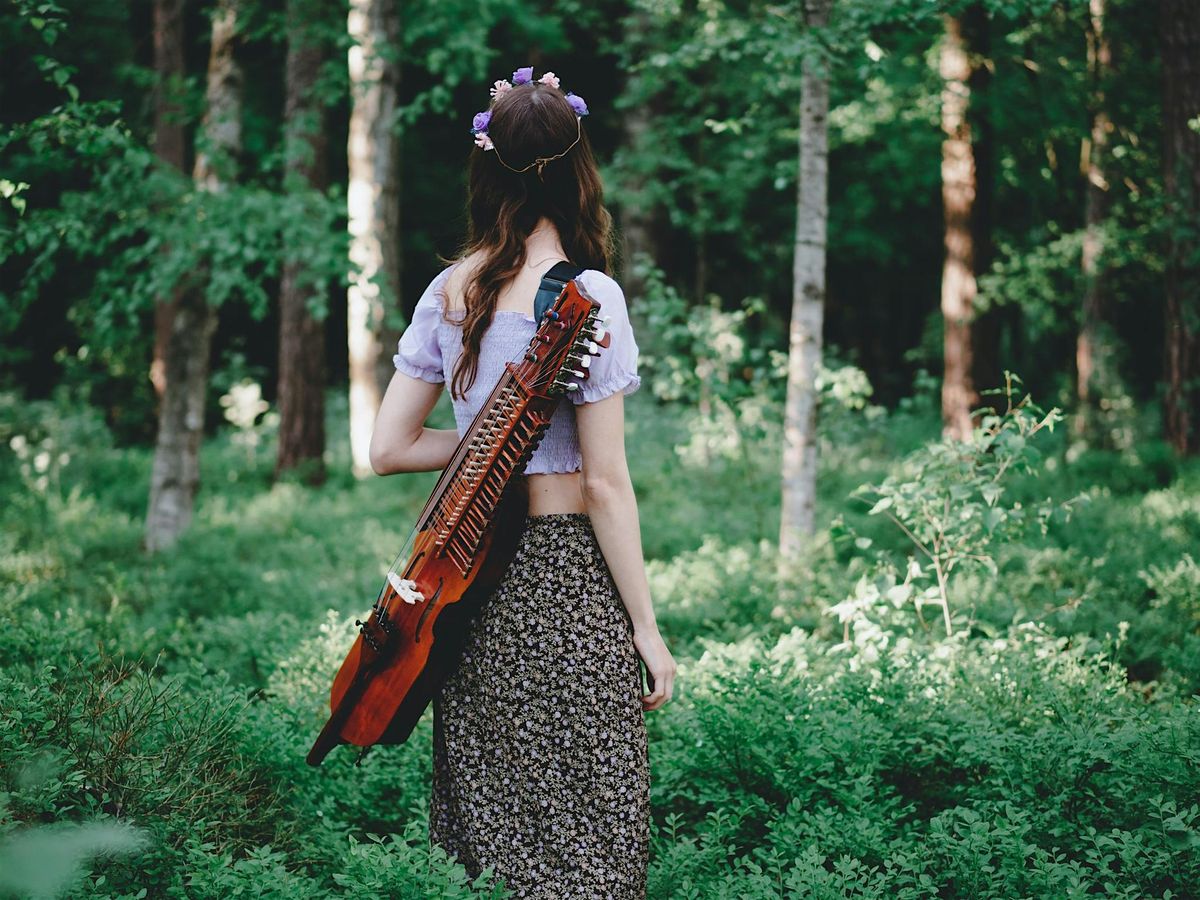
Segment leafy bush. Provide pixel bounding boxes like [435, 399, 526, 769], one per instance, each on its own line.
[646, 624, 1200, 898]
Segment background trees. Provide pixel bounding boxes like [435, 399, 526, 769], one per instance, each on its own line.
[3, 0, 1191, 550]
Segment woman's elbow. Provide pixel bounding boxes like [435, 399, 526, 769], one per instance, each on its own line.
[580, 469, 631, 507]
[369, 442, 399, 476]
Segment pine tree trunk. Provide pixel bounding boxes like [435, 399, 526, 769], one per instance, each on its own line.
[1076, 0, 1114, 439]
[939, 11, 980, 441]
[144, 0, 241, 553]
[779, 0, 830, 557]
[276, 0, 330, 484]
[616, 10, 661, 303]
[347, 0, 401, 478]
[149, 0, 186, 400]
[1160, 0, 1200, 455]
[964, 5, 998, 397]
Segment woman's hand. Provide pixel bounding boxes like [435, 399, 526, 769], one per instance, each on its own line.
[632, 625, 676, 711]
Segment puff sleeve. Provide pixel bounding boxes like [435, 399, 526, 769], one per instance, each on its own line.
[570, 270, 642, 405]
[392, 267, 451, 384]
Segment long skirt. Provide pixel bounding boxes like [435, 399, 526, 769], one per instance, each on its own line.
[430, 511, 651, 899]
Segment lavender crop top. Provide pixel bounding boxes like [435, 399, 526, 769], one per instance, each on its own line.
[392, 263, 641, 475]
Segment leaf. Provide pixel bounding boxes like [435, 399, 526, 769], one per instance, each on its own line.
[869, 496, 893, 515]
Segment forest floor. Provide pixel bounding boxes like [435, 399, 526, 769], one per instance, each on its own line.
[2, 385, 1198, 898]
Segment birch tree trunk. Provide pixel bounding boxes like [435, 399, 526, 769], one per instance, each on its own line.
[1075, 0, 1113, 439]
[144, 0, 241, 552]
[347, 0, 401, 477]
[149, 0, 186, 400]
[276, 0, 330, 484]
[1160, 0, 1200, 456]
[779, 0, 830, 557]
[939, 11, 980, 441]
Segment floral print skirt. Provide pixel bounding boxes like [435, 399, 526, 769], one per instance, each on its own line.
[430, 511, 650, 899]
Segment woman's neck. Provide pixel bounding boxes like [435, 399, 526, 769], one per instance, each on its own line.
[525, 218, 566, 264]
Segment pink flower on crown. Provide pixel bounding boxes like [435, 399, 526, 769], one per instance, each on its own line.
[474, 131, 494, 151]
[538, 71, 561, 90]
[490, 79, 513, 98]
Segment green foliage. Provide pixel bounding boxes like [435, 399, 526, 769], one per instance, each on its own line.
[646, 624, 1200, 898]
[835, 374, 1077, 636]
[3, 380, 1200, 898]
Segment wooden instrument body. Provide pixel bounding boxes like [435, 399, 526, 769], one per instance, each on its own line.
[308, 278, 610, 766]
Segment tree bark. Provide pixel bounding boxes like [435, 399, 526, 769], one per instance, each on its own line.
[144, 0, 241, 553]
[1075, 0, 1114, 439]
[276, 0, 330, 484]
[347, 0, 402, 478]
[1075, 0, 1118, 444]
[149, 0, 187, 400]
[964, 5, 997, 397]
[779, 0, 830, 557]
[616, 11, 661, 303]
[1160, 0, 1200, 455]
[939, 11, 981, 440]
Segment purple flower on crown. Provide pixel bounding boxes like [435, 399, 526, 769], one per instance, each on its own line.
[471, 66, 590, 153]
[564, 91, 589, 117]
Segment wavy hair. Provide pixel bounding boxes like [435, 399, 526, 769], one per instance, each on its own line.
[439, 80, 616, 402]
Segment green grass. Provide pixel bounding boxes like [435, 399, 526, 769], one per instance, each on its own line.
[1, 385, 1198, 898]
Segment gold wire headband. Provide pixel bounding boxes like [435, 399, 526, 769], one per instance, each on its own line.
[490, 115, 583, 180]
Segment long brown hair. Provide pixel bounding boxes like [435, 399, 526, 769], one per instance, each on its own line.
[440, 80, 617, 402]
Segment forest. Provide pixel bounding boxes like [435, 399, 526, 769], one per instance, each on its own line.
[2, 0, 1199, 897]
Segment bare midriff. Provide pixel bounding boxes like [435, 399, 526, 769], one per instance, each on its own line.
[525, 471, 587, 516]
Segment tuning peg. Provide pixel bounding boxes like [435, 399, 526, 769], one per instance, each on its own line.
[592, 326, 608, 342]
[570, 368, 586, 378]
[576, 355, 591, 368]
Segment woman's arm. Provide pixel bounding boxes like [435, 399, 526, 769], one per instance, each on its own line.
[576, 391, 676, 711]
[369, 370, 460, 475]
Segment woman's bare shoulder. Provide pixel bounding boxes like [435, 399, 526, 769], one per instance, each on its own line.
[443, 252, 482, 314]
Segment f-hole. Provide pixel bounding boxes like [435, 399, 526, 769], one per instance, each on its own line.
[414, 577, 444, 642]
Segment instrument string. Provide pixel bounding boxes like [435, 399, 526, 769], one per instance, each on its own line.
[376, 293, 595, 620]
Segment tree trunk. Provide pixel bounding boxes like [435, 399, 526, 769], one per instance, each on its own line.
[779, 0, 830, 557]
[1075, 0, 1114, 439]
[964, 5, 997, 397]
[347, 0, 402, 478]
[939, 11, 981, 440]
[616, 13, 661, 303]
[1160, 0, 1200, 455]
[276, 0, 330, 484]
[149, 0, 186, 400]
[144, 0, 241, 553]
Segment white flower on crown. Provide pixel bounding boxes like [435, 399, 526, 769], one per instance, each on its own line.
[490, 79, 513, 98]
[538, 71, 561, 90]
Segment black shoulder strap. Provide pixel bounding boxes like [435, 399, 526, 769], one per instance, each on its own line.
[534, 260, 585, 323]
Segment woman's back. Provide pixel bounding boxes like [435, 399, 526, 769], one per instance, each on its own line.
[392, 248, 642, 487]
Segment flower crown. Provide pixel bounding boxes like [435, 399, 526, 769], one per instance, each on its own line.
[469, 66, 590, 177]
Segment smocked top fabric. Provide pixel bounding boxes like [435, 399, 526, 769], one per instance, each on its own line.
[392, 262, 641, 475]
